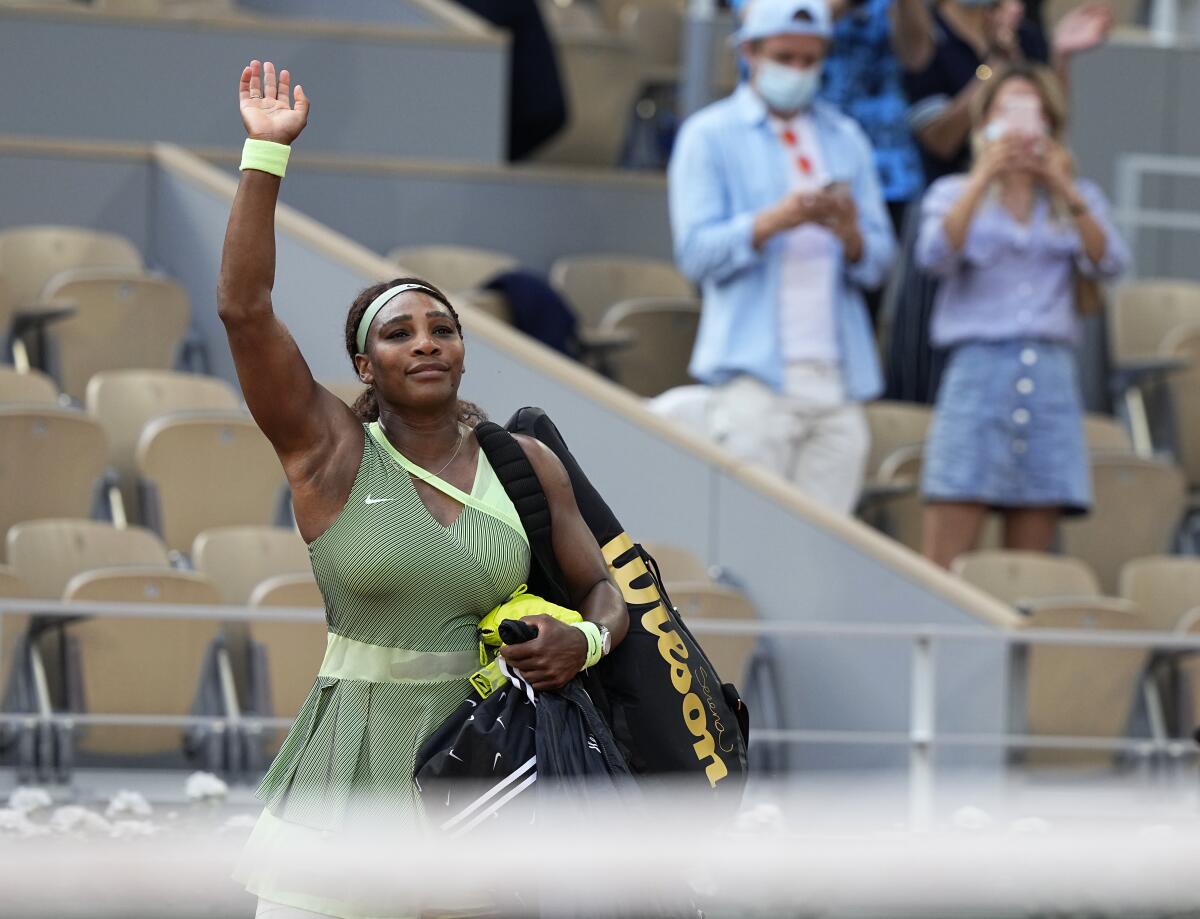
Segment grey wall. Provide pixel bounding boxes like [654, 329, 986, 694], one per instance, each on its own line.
[0, 151, 152, 257]
[1071, 37, 1200, 281]
[239, 0, 443, 28]
[0, 10, 507, 162]
[277, 164, 673, 272]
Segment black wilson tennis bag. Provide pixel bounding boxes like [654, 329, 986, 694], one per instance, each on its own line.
[474, 408, 749, 804]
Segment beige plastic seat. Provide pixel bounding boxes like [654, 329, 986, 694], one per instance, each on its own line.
[0, 226, 142, 309]
[40, 270, 191, 401]
[61, 567, 223, 756]
[0, 408, 108, 563]
[1019, 603, 1148, 767]
[954, 551, 1101, 609]
[666, 581, 757, 684]
[619, 1, 683, 78]
[1060, 456, 1187, 593]
[539, 0, 610, 35]
[0, 367, 58, 406]
[192, 526, 310, 607]
[549, 254, 693, 334]
[598, 298, 700, 397]
[532, 35, 644, 168]
[0, 567, 33, 720]
[86, 370, 240, 524]
[1109, 281, 1200, 366]
[862, 401, 933, 487]
[451, 289, 513, 325]
[136, 412, 286, 553]
[1082, 413, 1134, 453]
[249, 573, 327, 753]
[1174, 610, 1200, 738]
[6, 519, 170, 600]
[640, 541, 711, 583]
[386, 245, 517, 292]
[1119, 556, 1200, 632]
[1162, 323, 1200, 493]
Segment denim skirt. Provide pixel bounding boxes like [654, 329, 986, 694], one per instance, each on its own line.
[921, 340, 1091, 514]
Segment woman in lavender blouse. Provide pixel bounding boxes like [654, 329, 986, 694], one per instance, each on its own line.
[914, 64, 1129, 568]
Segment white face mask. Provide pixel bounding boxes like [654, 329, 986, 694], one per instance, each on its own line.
[755, 59, 822, 114]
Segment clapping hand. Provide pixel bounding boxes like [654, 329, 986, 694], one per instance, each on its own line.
[239, 59, 309, 145]
[1053, 2, 1113, 58]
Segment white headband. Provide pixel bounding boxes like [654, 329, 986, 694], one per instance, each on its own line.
[355, 283, 441, 353]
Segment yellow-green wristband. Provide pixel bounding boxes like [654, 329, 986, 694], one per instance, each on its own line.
[570, 621, 603, 669]
[240, 138, 291, 178]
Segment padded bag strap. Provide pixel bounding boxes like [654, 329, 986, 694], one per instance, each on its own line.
[473, 422, 571, 605]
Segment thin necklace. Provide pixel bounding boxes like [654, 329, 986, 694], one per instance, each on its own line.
[405, 425, 465, 483]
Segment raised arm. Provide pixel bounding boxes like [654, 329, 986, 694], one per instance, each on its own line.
[217, 60, 358, 470]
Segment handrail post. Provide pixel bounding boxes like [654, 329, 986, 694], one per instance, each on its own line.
[909, 635, 935, 831]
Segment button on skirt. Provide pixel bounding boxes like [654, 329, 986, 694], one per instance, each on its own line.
[921, 340, 1091, 514]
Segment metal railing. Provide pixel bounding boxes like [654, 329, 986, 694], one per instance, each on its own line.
[1114, 153, 1200, 278]
[3, 598, 1199, 827]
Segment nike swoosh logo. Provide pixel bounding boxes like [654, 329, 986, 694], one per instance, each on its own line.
[364, 495, 395, 505]
[493, 752, 502, 770]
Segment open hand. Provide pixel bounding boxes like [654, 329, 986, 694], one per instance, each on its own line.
[498, 615, 588, 691]
[239, 59, 309, 145]
[1053, 2, 1113, 57]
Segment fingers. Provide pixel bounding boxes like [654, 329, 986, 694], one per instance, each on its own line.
[264, 60, 277, 100]
[294, 83, 309, 115]
[277, 68, 291, 107]
[247, 59, 262, 99]
[239, 64, 252, 103]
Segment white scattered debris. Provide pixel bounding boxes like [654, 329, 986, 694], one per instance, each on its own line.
[109, 819, 159, 839]
[951, 805, 993, 832]
[105, 790, 153, 820]
[7, 786, 53, 814]
[184, 771, 229, 803]
[0, 807, 48, 837]
[50, 806, 113, 836]
[1009, 817, 1051, 836]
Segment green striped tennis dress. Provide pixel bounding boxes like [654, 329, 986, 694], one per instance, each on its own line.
[236, 421, 530, 917]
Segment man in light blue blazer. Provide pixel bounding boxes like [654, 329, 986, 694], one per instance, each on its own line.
[668, 0, 895, 513]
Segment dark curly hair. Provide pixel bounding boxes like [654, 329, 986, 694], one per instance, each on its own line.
[344, 277, 487, 426]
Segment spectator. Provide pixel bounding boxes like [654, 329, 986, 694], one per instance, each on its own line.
[885, 0, 1112, 403]
[914, 65, 1129, 568]
[819, 0, 927, 327]
[667, 0, 896, 514]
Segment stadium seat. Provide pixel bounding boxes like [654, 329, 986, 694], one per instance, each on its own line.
[533, 35, 644, 167]
[451, 288, 513, 325]
[386, 245, 517, 292]
[0, 407, 108, 563]
[0, 225, 142, 308]
[6, 519, 170, 601]
[0, 225, 142, 367]
[60, 567, 226, 759]
[136, 412, 287, 554]
[550, 254, 693, 332]
[597, 297, 699, 396]
[618, 1, 683, 79]
[247, 573, 327, 756]
[1107, 281, 1200, 453]
[1082, 413, 1134, 453]
[953, 551, 1102, 609]
[0, 366, 58, 406]
[1119, 556, 1200, 632]
[1161, 322, 1200, 501]
[1061, 455, 1187, 593]
[640, 541, 712, 583]
[40, 270, 191, 401]
[665, 581, 757, 685]
[1019, 602, 1148, 767]
[192, 525, 310, 607]
[86, 369, 240, 525]
[1173, 610, 1200, 740]
[861, 401, 933, 503]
